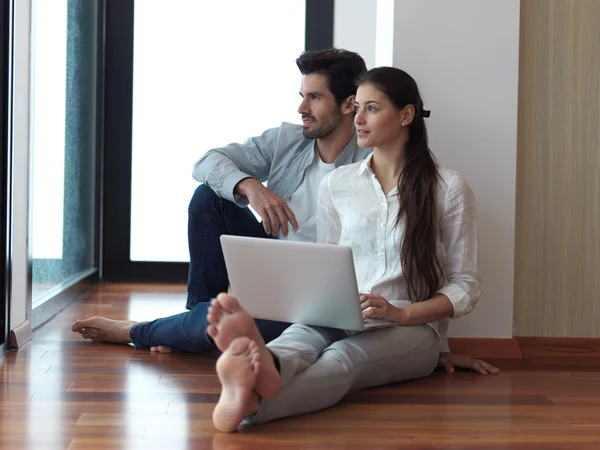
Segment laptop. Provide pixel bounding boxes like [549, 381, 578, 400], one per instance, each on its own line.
[220, 235, 395, 331]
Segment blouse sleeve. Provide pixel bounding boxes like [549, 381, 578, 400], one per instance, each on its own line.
[436, 173, 481, 319]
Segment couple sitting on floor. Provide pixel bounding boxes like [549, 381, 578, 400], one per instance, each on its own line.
[72, 48, 498, 432]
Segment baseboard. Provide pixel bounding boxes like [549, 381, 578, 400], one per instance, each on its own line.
[516, 337, 600, 359]
[448, 337, 600, 360]
[448, 338, 522, 359]
[9, 320, 33, 349]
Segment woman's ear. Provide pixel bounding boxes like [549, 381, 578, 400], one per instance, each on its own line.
[342, 95, 356, 115]
[401, 104, 416, 127]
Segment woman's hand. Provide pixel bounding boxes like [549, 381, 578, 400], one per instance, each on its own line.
[360, 294, 406, 324]
[437, 352, 500, 375]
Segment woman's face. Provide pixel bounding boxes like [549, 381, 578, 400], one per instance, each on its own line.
[354, 83, 406, 149]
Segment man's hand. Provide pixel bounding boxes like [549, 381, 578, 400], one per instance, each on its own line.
[360, 294, 406, 324]
[437, 352, 500, 375]
[235, 178, 298, 237]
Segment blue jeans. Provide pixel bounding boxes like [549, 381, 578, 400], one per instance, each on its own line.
[129, 185, 291, 352]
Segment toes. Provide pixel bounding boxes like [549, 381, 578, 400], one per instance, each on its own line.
[216, 294, 242, 313]
[151, 346, 172, 353]
[207, 325, 218, 339]
[207, 308, 219, 326]
[210, 298, 223, 311]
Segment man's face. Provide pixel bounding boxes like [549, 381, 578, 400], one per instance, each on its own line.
[297, 73, 343, 140]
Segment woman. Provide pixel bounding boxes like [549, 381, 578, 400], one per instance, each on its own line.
[206, 67, 480, 432]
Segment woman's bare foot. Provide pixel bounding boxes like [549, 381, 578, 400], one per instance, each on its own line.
[213, 336, 262, 433]
[150, 346, 172, 353]
[207, 293, 281, 399]
[71, 317, 137, 344]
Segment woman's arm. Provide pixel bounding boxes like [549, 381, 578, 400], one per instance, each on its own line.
[361, 293, 452, 324]
[362, 172, 480, 325]
[393, 294, 453, 325]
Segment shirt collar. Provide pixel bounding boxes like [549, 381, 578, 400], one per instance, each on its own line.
[357, 151, 375, 177]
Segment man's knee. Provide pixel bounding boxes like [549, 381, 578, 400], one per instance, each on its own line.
[189, 184, 221, 213]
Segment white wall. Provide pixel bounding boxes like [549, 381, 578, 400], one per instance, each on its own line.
[9, 0, 32, 331]
[335, 0, 520, 338]
[334, 0, 377, 69]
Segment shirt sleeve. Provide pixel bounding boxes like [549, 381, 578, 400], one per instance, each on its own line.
[192, 127, 280, 207]
[437, 317, 450, 353]
[436, 173, 481, 319]
[316, 172, 342, 245]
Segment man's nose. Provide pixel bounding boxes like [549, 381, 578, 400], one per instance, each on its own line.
[298, 99, 309, 115]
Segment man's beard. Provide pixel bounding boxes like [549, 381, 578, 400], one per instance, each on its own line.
[302, 112, 342, 140]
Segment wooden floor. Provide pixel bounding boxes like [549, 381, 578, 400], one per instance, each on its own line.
[2, 284, 600, 449]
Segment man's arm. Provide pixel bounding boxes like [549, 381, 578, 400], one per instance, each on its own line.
[192, 127, 280, 207]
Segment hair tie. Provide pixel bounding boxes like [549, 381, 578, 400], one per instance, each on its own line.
[422, 109, 431, 118]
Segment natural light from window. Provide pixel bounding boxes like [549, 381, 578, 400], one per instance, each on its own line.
[30, 0, 68, 259]
[130, 0, 305, 262]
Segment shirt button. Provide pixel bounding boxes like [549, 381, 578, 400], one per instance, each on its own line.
[380, 222, 385, 227]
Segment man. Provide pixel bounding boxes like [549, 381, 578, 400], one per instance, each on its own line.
[72, 48, 497, 375]
[72, 48, 368, 351]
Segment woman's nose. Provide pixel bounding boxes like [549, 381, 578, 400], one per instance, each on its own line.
[354, 111, 365, 125]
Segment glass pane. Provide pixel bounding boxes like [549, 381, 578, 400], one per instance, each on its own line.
[130, 0, 306, 262]
[30, 0, 98, 306]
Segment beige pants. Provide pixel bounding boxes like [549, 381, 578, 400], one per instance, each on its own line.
[249, 323, 439, 424]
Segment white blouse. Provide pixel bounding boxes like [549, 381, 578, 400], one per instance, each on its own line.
[317, 153, 481, 351]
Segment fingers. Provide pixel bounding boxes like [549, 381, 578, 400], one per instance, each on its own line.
[360, 296, 385, 310]
[440, 360, 455, 374]
[251, 188, 298, 237]
[360, 294, 384, 303]
[263, 204, 287, 237]
[362, 310, 380, 320]
[361, 303, 383, 320]
[275, 207, 289, 237]
[468, 358, 500, 375]
[361, 299, 375, 311]
[283, 204, 299, 232]
[479, 361, 500, 374]
[271, 204, 298, 237]
[257, 209, 272, 235]
[265, 207, 279, 236]
[472, 361, 490, 375]
[440, 353, 500, 375]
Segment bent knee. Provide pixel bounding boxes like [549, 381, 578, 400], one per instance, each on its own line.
[189, 184, 220, 212]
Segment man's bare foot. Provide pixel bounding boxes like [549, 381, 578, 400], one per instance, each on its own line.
[71, 317, 137, 344]
[150, 346, 172, 353]
[207, 293, 281, 399]
[213, 337, 261, 433]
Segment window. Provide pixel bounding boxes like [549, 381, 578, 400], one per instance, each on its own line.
[103, 0, 333, 280]
[29, 0, 100, 307]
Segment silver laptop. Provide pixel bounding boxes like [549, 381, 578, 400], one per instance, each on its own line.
[220, 235, 395, 331]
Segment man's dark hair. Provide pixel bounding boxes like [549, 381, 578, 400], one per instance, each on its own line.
[296, 48, 367, 105]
